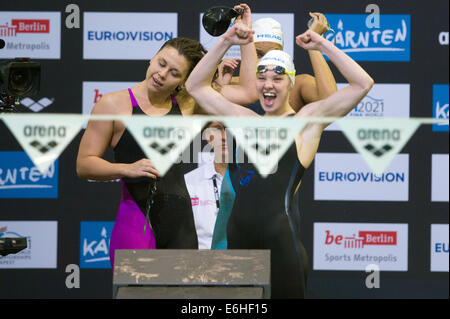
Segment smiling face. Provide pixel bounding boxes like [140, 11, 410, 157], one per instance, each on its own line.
[256, 65, 292, 115]
[145, 46, 190, 96]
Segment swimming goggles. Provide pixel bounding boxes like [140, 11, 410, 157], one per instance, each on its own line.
[256, 65, 296, 76]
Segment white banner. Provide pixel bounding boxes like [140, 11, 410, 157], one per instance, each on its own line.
[327, 83, 410, 131]
[83, 12, 177, 60]
[338, 118, 420, 175]
[314, 153, 409, 201]
[0, 11, 61, 59]
[431, 224, 449, 272]
[1, 114, 86, 174]
[0, 221, 57, 269]
[314, 222, 408, 271]
[222, 116, 306, 177]
[0, 114, 446, 178]
[122, 115, 203, 176]
[431, 154, 449, 202]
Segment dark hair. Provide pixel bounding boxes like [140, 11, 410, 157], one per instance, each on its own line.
[159, 37, 207, 78]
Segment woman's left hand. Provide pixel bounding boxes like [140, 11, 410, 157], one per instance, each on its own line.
[295, 29, 326, 51]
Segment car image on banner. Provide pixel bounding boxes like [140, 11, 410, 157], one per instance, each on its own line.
[0, 221, 57, 269]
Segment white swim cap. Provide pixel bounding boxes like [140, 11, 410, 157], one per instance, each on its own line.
[257, 50, 296, 85]
[253, 18, 284, 48]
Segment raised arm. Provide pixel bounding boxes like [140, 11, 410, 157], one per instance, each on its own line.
[186, 20, 257, 116]
[293, 30, 373, 168]
[290, 13, 337, 112]
[218, 4, 259, 105]
[296, 30, 374, 125]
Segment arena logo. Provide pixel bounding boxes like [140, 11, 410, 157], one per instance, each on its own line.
[244, 127, 287, 156]
[83, 12, 177, 60]
[2, 114, 85, 174]
[143, 126, 187, 156]
[358, 128, 399, 156]
[123, 116, 199, 176]
[24, 125, 66, 154]
[20, 97, 54, 112]
[338, 118, 419, 175]
[0, 221, 57, 269]
[144, 127, 186, 139]
[314, 153, 409, 201]
[223, 117, 306, 177]
[432, 84, 449, 132]
[324, 14, 410, 61]
[314, 223, 408, 271]
[0, 12, 61, 59]
[80, 221, 114, 269]
[0, 151, 58, 198]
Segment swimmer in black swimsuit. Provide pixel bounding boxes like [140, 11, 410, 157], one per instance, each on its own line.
[186, 19, 374, 298]
[77, 37, 208, 266]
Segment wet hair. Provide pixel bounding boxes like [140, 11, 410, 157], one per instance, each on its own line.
[159, 37, 207, 78]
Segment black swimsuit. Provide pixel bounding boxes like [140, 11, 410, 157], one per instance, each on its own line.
[228, 141, 309, 298]
[113, 91, 198, 249]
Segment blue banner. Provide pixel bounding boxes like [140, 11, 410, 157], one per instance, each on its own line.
[79, 221, 114, 269]
[0, 151, 58, 198]
[324, 14, 411, 61]
[433, 84, 449, 132]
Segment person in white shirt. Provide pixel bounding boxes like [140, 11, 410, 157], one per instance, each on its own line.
[184, 121, 235, 249]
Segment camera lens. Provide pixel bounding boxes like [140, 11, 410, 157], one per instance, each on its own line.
[0, 60, 40, 98]
[9, 68, 33, 95]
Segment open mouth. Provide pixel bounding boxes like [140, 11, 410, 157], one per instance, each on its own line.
[262, 92, 277, 106]
[152, 76, 163, 88]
